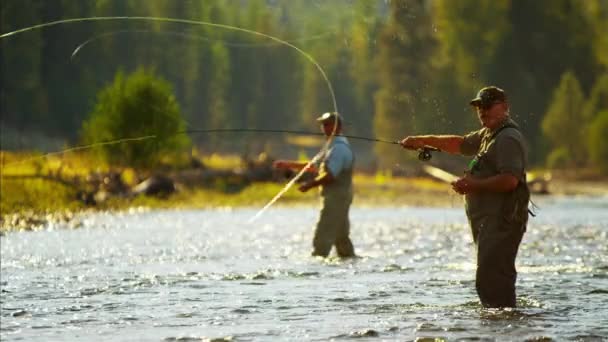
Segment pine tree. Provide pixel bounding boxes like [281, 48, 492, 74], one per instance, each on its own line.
[541, 71, 587, 167]
[587, 110, 608, 174]
[373, 0, 435, 170]
[0, 0, 46, 148]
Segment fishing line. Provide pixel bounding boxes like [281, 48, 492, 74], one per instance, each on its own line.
[2, 135, 158, 167]
[0, 16, 339, 221]
[180, 128, 400, 145]
[0, 16, 338, 110]
[71, 29, 340, 60]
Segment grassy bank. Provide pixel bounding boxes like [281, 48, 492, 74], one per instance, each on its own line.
[0, 171, 456, 233]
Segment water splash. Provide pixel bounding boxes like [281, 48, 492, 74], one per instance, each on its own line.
[3, 135, 157, 166]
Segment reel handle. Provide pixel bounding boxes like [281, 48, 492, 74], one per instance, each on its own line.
[417, 146, 440, 162]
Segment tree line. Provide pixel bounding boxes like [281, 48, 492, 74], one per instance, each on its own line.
[1, 0, 607, 172]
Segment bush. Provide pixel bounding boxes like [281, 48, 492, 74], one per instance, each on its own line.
[81, 68, 190, 168]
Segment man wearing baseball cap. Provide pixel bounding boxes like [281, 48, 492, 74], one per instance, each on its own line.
[399, 86, 530, 308]
[273, 112, 356, 258]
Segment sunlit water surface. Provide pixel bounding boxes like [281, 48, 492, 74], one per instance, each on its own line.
[1, 196, 607, 341]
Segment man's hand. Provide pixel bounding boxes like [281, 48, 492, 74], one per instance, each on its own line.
[399, 136, 425, 150]
[299, 171, 334, 192]
[451, 173, 479, 195]
[272, 160, 290, 169]
[273, 160, 316, 173]
[298, 181, 314, 192]
[452, 173, 520, 194]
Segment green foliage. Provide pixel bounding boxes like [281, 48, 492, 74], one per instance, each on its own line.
[584, 73, 608, 121]
[373, 0, 435, 169]
[541, 71, 587, 167]
[81, 68, 190, 168]
[2, 0, 607, 171]
[479, 0, 599, 160]
[587, 110, 608, 174]
[0, 178, 79, 216]
[433, 0, 510, 90]
[0, 0, 45, 137]
[546, 147, 571, 169]
[348, 0, 379, 140]
[581, 0, 608, 69]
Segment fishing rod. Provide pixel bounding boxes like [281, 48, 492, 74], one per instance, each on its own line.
[175, 128, 441, 161]
[0, 128, 441, 168]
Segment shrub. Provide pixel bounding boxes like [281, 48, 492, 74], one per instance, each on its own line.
[81, 68, 190, 168]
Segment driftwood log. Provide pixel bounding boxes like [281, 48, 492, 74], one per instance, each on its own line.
[132, 174, 176, 196]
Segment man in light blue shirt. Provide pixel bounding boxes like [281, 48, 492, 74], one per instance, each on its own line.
[273, 112, 356, 257]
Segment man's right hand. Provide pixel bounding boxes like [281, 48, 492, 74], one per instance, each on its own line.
[399, 136, 425, 150]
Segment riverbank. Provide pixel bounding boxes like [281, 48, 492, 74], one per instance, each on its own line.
[3, 173, 607, 234]
[0, 174, 458, 233]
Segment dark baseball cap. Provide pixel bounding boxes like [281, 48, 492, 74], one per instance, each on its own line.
[469, 86, 507, 106]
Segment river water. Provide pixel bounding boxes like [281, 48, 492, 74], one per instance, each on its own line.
[1, 195, 607, 341]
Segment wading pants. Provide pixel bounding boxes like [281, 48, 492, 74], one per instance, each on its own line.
[471, 214, 525, 308]
[312, 192, 354, 258]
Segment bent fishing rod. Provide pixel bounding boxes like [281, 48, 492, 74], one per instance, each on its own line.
[172, 128, 441, 161]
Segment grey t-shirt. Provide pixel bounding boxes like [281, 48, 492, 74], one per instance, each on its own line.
[460, 118, 528, 219]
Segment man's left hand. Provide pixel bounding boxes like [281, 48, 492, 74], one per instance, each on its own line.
[451, 174, 478, 194]
[298, 182, 314, 192]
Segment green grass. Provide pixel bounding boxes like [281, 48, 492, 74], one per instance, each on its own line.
[1, 151, 101, 217]
[0, 177, 80, 215]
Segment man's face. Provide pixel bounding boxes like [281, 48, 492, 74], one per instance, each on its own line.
[474, 101, 508, 129]
[320, 120, 341, 136]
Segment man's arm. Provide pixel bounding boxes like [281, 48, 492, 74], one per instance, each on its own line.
[273, 160, 318, 173]
[399, 135, 464, 154]
[298, 170, 335, 192]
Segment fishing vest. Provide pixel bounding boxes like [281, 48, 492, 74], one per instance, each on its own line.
[320, 137, 354, 198]
[465, 119, 530, 225]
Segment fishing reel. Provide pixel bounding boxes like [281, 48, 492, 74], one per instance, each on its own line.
[417, 146, 439, 162]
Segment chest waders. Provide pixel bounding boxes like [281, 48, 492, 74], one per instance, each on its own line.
[313, 139, 355, 258]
